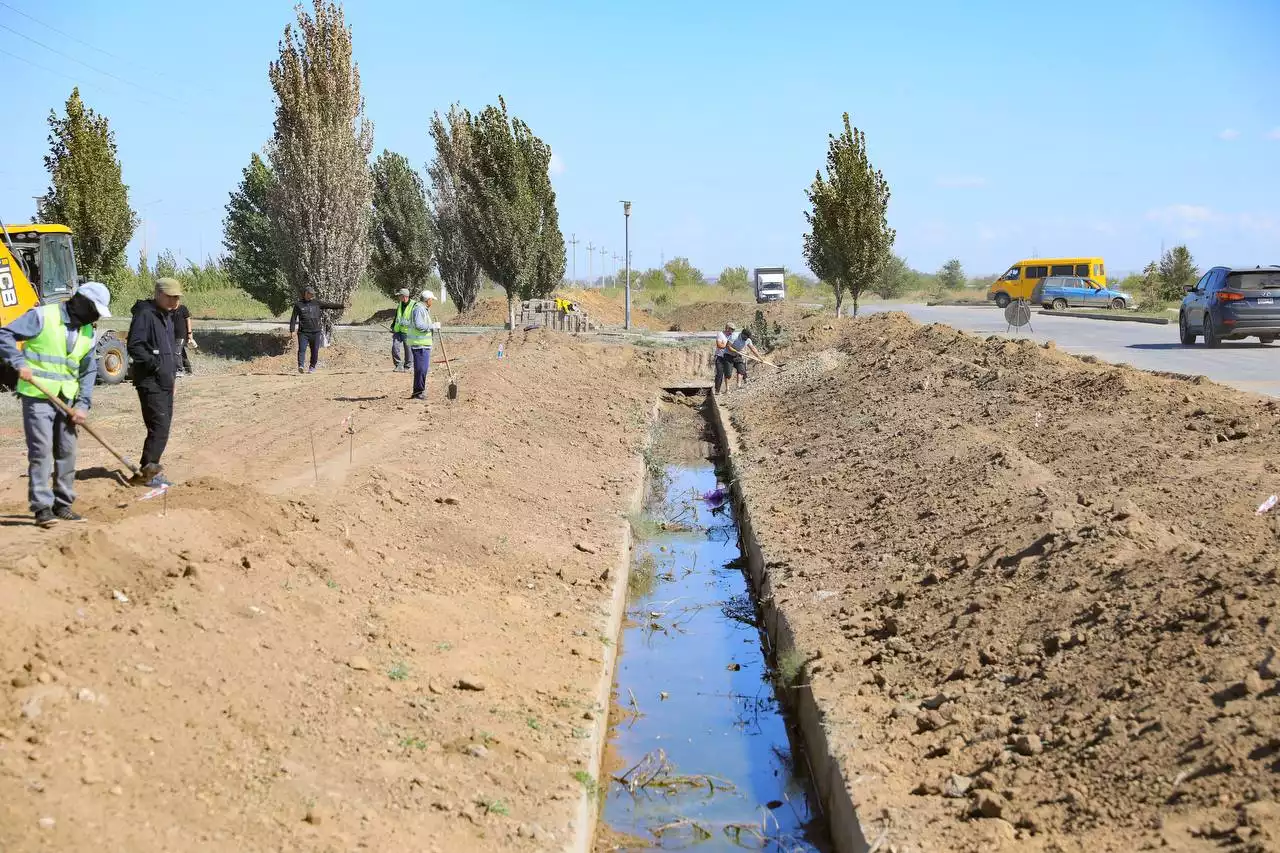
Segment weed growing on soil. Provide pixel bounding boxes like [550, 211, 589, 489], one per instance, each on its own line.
[400, 735, 429, 750]
[572, 770, 598, 797]
[435, 641, 452, 652]
[325, 578, 339, 590]
[388, 662, 409, 681]
[526, 716, 541, 730]
[480, 799, 509, 817]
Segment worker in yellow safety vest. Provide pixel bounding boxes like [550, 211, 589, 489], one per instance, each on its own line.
[390, 288, 416, 372]
[0, 282, 113, 528]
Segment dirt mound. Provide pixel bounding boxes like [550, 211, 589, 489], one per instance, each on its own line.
[724, 312, 1280, 851]
[553, 289, 661, 330]
[361, 307, 398, 326]
[660, 300, 828, 334]
[448, 297, 510, 326]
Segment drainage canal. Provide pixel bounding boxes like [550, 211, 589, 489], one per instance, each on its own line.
[598, 395, 828, 851]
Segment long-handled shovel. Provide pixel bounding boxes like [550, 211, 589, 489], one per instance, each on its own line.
[26, 376, 141, 480]
[728, 345, 780, 369]
[435, 329, 459, 400]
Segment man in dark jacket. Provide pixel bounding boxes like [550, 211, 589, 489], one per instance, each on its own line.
[127, 277, 182, 487]
[289, 287, 348, 374]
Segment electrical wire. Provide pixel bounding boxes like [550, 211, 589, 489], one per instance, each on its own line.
[0, 21, 186, 106]
[0, 1, 132, 64]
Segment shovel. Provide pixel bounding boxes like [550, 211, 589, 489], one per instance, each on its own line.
[727, 345, 780, 369]
[26, 376, 141, 480]
[435, 329, 459, 400]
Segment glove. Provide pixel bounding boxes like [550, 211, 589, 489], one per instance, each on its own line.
[187, 337, 199, 351]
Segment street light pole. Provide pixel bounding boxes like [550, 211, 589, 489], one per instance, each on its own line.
[568, 233, 578, 285]
[620, 201, 632, 330]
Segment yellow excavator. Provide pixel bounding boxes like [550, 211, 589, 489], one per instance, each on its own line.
[0, 222, 129, 385]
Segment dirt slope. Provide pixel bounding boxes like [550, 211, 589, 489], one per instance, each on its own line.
[447, 291, 661, 331]
[0, 330, 705, 852]
[723, 312, 1280, 852]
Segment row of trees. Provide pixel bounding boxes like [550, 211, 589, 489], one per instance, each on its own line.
[219, 1, 563, 332]
[29, 2, 562, 334]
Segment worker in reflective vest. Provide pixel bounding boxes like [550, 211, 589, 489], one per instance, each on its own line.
[390, 288, 415, 372]
[0, 282, 112, 528]
[407, 290, 435, 400]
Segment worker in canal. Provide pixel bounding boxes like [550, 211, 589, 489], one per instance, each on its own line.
[406, 289, 437, 401]
[288, 286, 350, 374]
[714, 322, 735, 395]
[0, 281, 112, 527]
[390, 288, 414, 372]
[725, 328, 763, 391]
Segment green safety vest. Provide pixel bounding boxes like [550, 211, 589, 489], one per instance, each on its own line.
[404, 304, 433, 348]
[393, 300, 415, 333]
[16, 305, 95, 402]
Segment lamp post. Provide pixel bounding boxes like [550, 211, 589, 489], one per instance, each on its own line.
[620, 201, 632, 330]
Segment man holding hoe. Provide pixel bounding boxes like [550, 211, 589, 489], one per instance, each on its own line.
[0, 282, 113, 527]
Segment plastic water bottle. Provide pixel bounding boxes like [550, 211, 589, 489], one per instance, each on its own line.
[497, 343, 505, 360]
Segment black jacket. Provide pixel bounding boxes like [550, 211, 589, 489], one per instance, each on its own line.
[127, 299, 177, 389]
[289, 298, 344, 335]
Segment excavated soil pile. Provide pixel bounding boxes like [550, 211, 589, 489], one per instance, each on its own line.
[723, 312, 1280, 852]
[660, 300, 827, 334]
[0, 330, 707, 852]
[448, 297, 510, 326]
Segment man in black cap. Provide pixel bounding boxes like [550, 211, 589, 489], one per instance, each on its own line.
[127, 277, 183, 487]
[288, 286, 348, 374]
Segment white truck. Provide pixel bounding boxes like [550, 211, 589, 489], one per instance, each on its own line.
[753, 267, 786, 303]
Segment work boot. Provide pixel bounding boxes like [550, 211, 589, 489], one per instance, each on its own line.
[308, 367, 316, 374]
[297, 367, 305, 374]
[34, 508, 56, 529]
[130, 463, 163, 486]
[54, 506, 85, 523]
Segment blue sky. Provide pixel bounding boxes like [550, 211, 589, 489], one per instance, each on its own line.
[0, 0, 1277, 282]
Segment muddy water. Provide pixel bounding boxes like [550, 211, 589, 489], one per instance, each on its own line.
[601, 421, 827, 851]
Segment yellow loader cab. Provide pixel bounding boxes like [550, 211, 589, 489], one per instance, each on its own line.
[986, 257, 1107, 307]
[0, 223, 129, 385]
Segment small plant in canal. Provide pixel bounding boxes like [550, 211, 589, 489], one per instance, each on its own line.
[628, 553, 658, 598]
[572, 770, 598, 797]
[387, 662, 409, 681]
[775, 648, 809, 687]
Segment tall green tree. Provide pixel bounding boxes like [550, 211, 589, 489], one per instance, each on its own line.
[428, 106, 482, 311]
[664, 257, 704, 288]
[803, 113, 896, 316]
[223, 152, 288, 313]
[36, 88, 137, 279]
[266, 0, 373, 337]
[369, 150, 433, 298]
[870, 253, 911, 299]
[938, 257, 965, 290]
[457, 97, 560, 328]
[718, 265, 749, 294]
[637, 268, 666, 290]
[1158, 245, 1198, 302]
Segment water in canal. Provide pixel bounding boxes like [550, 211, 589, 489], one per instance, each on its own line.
[600, 409, 827, 852]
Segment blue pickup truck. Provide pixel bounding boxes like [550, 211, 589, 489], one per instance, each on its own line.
[1032, 276, 1133, 311]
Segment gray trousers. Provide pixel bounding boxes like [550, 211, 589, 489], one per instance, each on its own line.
[391, 332, 408, 368]
[22, 396, 78, 512]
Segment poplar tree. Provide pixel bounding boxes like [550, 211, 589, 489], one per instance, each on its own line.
[428, 107, 482, 311]
[266, 0, 373, 337]
[457, 97, 561, 328]
[36, 88, 137, 279]
[369, 150, 433, 298]
[223, 153, 288, 312]
[803, 113, 895, 316]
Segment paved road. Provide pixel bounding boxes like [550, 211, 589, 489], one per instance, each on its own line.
[861, 304, 1280, 398]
